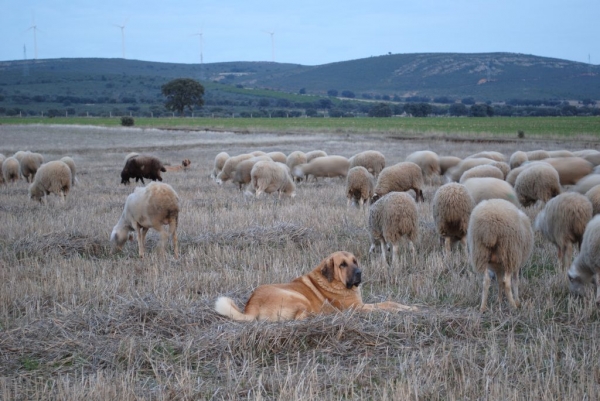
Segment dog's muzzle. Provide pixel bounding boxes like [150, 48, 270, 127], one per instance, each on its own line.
[348, 268, 362, 288]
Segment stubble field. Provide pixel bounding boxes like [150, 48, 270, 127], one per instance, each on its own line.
[0, 124, 599, 400]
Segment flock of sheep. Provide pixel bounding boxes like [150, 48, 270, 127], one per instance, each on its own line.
[211, 147, 600, 312]
[3, 144, 600, 313]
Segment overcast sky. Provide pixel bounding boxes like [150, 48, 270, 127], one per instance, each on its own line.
[1, 0, 597, 66]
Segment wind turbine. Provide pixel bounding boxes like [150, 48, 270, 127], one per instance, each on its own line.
[191, 28, 204, 65]
[263, 30, 275, 62]
[113, 18, 128, 58]
[25, 16, 40, 60]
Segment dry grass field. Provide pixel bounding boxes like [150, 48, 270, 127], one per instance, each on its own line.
[1, 124, 599, 400]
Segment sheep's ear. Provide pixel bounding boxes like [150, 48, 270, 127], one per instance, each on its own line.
[321, 257, 335, 282]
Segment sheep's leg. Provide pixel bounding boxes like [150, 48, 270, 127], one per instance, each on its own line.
[346, 198, 351, 208]
[167, 221, 178, 259]
[497, 273, 505, 311]
[156, 226, 168, 258]
[512, 270, 520, 307]
[391, 243, 399, 266]
[563, 243, 573, 271]
[503, 273, 519, 309]
[444, 237, 452, 254]
[380, 241, 388, 265]
[135, 226, 146, 258]
[358, 198, 364, 209]
[480, 268, 492, 313]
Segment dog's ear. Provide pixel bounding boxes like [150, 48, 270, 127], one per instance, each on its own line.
[321, 257, 335, 282]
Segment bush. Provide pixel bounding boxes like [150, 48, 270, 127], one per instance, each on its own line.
[121, 116, 135, 126]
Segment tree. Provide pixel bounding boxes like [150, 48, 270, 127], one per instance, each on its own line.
[327, 89, 338, 97]
[368, 103, 392, 117]
[161, 78, 205, 116]
[449, 103, 468, 116]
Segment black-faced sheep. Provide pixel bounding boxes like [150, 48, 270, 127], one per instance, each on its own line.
[305, 150, 328, 163]
[266, 151, 287, 163]
[405, 150, 440, 185]
[432, 183, 474, 253]
[111, 182, 179, 258]
[445, 158, 495, 183]
[211, 152, 230, 179]
[373, 162, 424, 203]
[467, 151, 506, 162]
[509, 151, 528, 169]
[20, 152, 44, 183]
[459, 164, 504, 183]
[28, 160, 72, 203]
[120, 155, 166, 185]
[232, 156, 272, 190]
[571, 174, 600, 195]
[567, 215, 600, 304]
[349, 150, 386, 177]
[292, 155, 350, 182]
[439, 156, 462, 176]
[540, 157, 593, 186]
[462, 177, 520, 207]
[60, 156, 77, 186]
[346, 166, 375, 210]
[586, 185, 600, 216]
[514, 163, 561, 207]
[249, 160, 296, 199]
[535, 192, 593, 271]
[2, 157, 20, 183]
[368, 192, 418, 266]
[216, 153, 253, 184]
[468, 199, 533, 312]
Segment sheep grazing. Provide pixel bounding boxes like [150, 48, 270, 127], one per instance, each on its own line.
[216, 153, 253, 184]
[571, 174, 600, 195]
[445, 158, 495, 183]
[292, 155, 350, 182]
[2, 157, 21, 183]
[432, 183, 474, 253]
[346, 166, 375, 210]
[462, 177, 520, 207]
[164, 159, 191, 172]
[490, 161, 510, 179]
[405, 150, 440, 185]
[13, 151, 27, 164]
[305, 150, 328, 163]
[535, 192, 593, 271]
[120, 155, 166, 185]
[20, 152, 44, 183]
[467, 151, 506, 162]
[211, 152, 230, 179]
[232, 156, 272, 190]
[111, 182, 180, 259]
[459, 164, 504, 183]
[349, 150, 386, 177]
[28, 160, 72, 203]
[250, 150, 267, 156]
[526, 150, 550, 161]
[373, 162, 424, 203]
[514, 163, 561, 207]
[505, 162, 546, 186]
[509, 151, 528, 169]
[568, 215, 600, 304]
[368, 192, 418, 266]
[573, 149, 600, 158]
[439, 156, 462, 176]
[266, 151, 287, 163]
[285, 151, 307, 180]
[586, 185, 600, 216]
[547, 150, 574, 158]
[60, 156, 77, 186]
[250, 160, 296, 198]
[540, 157, 593, 186]
[468, 199, 533, 312]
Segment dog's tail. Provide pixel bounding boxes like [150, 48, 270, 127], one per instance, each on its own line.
[214, 297, 255, 321]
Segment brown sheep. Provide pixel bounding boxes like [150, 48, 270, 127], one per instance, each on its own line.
[121, 155, 166, 185]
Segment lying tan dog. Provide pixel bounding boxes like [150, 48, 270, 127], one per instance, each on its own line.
[164, 159, 191, 172]
[215, 251, 417, 321]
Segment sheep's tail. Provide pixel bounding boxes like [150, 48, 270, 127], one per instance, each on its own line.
[214, 297, 255, 321]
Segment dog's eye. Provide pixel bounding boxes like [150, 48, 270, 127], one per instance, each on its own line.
[568, 275, 574, 282]
[340, 261, 347, 268]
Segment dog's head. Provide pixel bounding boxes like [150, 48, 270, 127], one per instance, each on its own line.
[320, 251, 362, 289]
[182, 159, 191, 168]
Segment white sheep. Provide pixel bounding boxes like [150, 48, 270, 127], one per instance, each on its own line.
[231, 156, 272, 190]
[292, 155, 350, 182]
[20, 152, 44, 183]
[586, 185, 600, 216]
[467, 151, 506, 162]
[514, 163, 561, 207]
[490, 161, 510, 179]
[509, 151, 528, 169]
[459, 164, 504, 183]
[266, 151, 287, 163]
[439, 156, 462, 176]
[305, 150, 328, 163]
[249, 160, 296, 198]
[547, 150, 574, 158]
[60, 156, 77, 186]
[432, 183, 474, 253]
[216, 153, 253, 184]
[462, 177, 520, 206]
[445, 158, 495, 183]
[535, 192, 593, 271]
[250, 150, 267, 156]
[505, 161, 546, 186]
[582, 152, 600, 166]
[468, 199, 533, 312]
[2, 157, 20, 183]
[405, 150, 440, 185]
[571, 174, 600, 195]
[567, 215, 600, 304]
[348, 150, 386, 177]
[540, 157, 593, 186]
[368, 192, 418, 266]
[346, 166, 375, 210]
[526, 150, 550, 161]
[211, 152, 230, 179]
[28, 160, 72, 203]
[573, 149, 600, 158]
[286, 151, 307, 181]
[373, 161, 424, 203]
[111, 182, 180, 258]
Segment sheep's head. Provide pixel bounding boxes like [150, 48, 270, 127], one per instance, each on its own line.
[110, 226, 130, 251]
[292, 166, 305, 180]
[120, 170, 131, 185]
[567, 262, 593, 299]
[28, 184, 43, 202]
